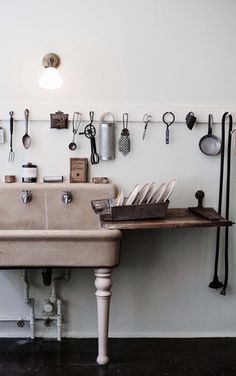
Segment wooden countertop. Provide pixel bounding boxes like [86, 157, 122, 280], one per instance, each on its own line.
[100, 208, 234, 230]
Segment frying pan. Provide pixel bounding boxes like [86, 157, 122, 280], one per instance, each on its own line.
[199, 114, 221, 156]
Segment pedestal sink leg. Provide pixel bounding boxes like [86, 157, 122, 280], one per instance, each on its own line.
[94, 268, 113, 365]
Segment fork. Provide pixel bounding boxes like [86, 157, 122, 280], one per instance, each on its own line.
[8, 111, 15, 163]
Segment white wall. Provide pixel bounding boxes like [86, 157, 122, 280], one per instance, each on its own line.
[0, 0, 235, 338]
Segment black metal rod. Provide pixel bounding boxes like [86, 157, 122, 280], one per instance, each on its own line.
[209, 114, 225, 288]
[209, 112, 232, 293]
[220, 113, 232, 295]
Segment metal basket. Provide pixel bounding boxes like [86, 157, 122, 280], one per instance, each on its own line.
[91, 198, 169, 221]
[91, 198, 116, 215]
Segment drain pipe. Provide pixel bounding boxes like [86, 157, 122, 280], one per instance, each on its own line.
[29, 299, 35, 339]
[42, 268, 52, 286]
[50, 269, 71, 303]
[22, 269, 30, 304]
[57, 299, 62, 341]
[22, 269, 35, 339]
[50, 269, 71, 341]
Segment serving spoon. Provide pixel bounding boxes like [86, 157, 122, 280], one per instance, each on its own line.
[22, 109, 31, 149]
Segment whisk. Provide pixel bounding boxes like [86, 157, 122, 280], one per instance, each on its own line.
[8, 111, 15, 163]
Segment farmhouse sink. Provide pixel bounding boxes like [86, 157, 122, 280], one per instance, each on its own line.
[0, 183, 121, 365]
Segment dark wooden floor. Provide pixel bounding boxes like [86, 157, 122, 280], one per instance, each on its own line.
[0, 338, 235, 376]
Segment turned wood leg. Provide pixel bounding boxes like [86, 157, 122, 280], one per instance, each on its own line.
[94, 268, 113, 365]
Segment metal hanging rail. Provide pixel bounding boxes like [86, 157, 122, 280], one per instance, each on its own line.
[0, 104, 234, 123]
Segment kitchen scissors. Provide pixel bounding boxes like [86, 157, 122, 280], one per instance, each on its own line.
[162, 112, 175, 144]
[142, 114, 152, 140]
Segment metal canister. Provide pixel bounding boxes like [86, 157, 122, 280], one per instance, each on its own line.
[22, 163, 37, 183]
[99, 112, 116, 160]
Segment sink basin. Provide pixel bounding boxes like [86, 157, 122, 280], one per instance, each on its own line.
[0, 183, 121, 268]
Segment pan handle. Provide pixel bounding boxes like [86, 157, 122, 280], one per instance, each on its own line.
[208, 114, 213, 135]
[24, 109, 29, 134]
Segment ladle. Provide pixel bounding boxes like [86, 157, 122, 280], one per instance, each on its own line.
[69, 112, 82, 150]
[22, 109, 31, 149]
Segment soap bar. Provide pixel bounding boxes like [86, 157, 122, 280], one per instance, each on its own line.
[92, 177, 109, 184]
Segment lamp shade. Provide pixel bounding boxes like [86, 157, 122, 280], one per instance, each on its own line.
[38, 66, 63, 90]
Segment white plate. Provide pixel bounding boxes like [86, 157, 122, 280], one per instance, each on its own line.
[125, 184, 140, 206]
[116, 190, 124, 206]
[145, 181, 157, 203]
[161, 178, 177, 202]
[134, 183, 150, 204]
[150, 183, 167, 203]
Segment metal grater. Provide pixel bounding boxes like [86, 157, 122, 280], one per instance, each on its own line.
[119, 113, 131, 156]
[119, 130, 131, 156]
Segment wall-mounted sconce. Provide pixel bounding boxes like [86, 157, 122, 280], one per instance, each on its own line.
[38, 53, 63, 90]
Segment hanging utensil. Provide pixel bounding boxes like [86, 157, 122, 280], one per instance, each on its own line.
[142, 114, 152, 140]
[199, 114, 221, 156]
[118, 113, 131, 156]
[22, 109, 31, 149]
[69, 112, 82, 151]
[162, 112, 175, 144]
[231, 128, 236, 157]
[8, 111, 15, 163]
[0, 127, 5, 144]
[99, 112, 116, 160]
[185, 111, 197, 130]
[208, 112, 233, 295]
[79, 111, 99, 164]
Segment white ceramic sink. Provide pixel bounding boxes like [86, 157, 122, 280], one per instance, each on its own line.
[0, 183, 121, 268]
[0, 182, 121, 365]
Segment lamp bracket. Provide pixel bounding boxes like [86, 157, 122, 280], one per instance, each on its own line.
[42, 53, 60, 68]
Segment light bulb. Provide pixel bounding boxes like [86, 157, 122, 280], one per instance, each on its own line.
[38, 66, 63, 90]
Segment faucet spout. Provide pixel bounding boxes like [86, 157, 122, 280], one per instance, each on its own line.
[62, 191, 73, 205]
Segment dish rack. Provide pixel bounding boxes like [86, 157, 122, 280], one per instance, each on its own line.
[91, 199, 169, 221]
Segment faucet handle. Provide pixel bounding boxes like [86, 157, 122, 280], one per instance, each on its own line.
[62, 190, 73, 204]
[21, 190, 32, 204]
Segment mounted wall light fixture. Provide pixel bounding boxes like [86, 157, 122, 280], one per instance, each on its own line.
[38, 53, 63, 90]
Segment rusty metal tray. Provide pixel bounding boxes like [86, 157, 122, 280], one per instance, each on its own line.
[91, 199, 169, 221]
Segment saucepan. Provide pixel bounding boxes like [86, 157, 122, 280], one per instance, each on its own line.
[199, 114, 221, 156]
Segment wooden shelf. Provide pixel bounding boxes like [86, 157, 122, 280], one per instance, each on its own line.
[100, 208, 234, 230]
